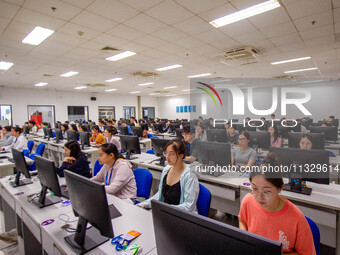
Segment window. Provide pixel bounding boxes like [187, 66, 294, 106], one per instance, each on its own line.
[123, 106, 136, 120]
[27, 105, 55, 127]
[0, 105, 12, 126]
[142, 107, 155, 119]
[98, 106, 115, 120]
[67, 106, 89, 122]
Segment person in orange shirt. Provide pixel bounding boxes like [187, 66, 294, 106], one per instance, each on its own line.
[90, 125, 105, 145]
[238, 153, 316, 255]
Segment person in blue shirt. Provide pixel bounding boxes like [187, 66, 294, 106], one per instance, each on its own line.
[182, 125, 197, 162]
[120, 120, 133, 135]
[57, 141, 91, 178]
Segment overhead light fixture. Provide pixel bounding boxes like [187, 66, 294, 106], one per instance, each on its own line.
[166, 94, 176, 97]
[156, 64, 182, 71]
[60, 71, 79, 77]
[300, 79, 325, 84]
[182, 89, 193, 92]
[209, 0, 280, 28]
[22, 26, 55, 45]
[0, 61, 14, 70]
[105, 78, 122, 82]
[271, 57, 311, 65]
[284, 67, 318, 74]
[149, 93, 160, 96]
[105, 88, 117, 92]
[188, 73, 212, 78]
[35, 82, 48, 87]
[106, 51, 136, 61]
[74, 86, 87, 90]
[130, 91, 141, 94]
[163, 86, 178, 89]
[138, 82, 154, 86]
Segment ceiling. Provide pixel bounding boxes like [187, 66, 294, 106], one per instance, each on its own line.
[0, 0, 339, 97]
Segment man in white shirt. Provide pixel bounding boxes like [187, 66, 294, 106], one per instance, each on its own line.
[0, 126, 14, 147]
[98, 120, 105, 132]
[0, 127, 28, 152]
[28, 120, 37, 133]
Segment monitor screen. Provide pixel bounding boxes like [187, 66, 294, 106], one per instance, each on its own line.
[131, 126, 143, 137]
[169, 123, 180, 133]
[206, 129, 227, 143]
[79, 131, 91, 148]
[310, 126, 338, 141]
[154, 123, 164, 133]
[11, 148, 32, 187]
[151, 200, 282, 255]
[151, 138, 172, 166]
[287, 132, 325, 150]
[140, 123, 148, 131]
[55, 128, 63, 143]
[67, 130, 79, 141]
[46, 128, 54, 140]
[64, 170, 114, 254]
[120, 135, 141, 160]
[119, 126, 129, 136]
[276, 126, 291, 139]
[248, 131, 270, 149]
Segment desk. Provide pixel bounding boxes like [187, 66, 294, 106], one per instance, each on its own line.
[0, 152, 34, 177]
[149, 132, 177, 139]
[0, 176, 156, 255]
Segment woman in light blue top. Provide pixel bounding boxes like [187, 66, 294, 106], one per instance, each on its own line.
[138, 139, 199, 212]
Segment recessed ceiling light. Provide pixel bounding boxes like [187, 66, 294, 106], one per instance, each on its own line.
[300, 79, 325, 84]
[209, 0, 280, 28]
[0, 61, 14, 70]
[35, 82, 48, 87]
[156, 64, 182, 71]
[188, 73, 212, 78]
[74, 86, 87, 90]
[130, 91, 141, 94]
[105, 78, 122, 82]
[22, 26, 55, 45]
[105, 51, 136, 61]
[60, 71, 79, 77]
[166, 94, 176, 97]
[284, 67, 318, 74]
[105, 88, 117, 92]
[138, 82, 154, 86]
[271, 57, 311, 65]
[149, 93, 160, 96]
[163, 86, 178, 89]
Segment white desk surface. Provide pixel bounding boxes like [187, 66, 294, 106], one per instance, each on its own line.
[33, 137, 99, 153]
[0, 152, 34, 167]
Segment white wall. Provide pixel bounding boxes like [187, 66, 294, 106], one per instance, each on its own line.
[157, 95, 191, 120]
[0, 87, 159, 125]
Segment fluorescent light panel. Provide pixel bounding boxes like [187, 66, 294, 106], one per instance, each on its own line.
[105, 78, 122, 82]
[284, 67, 318, 74]
[271, 57, 311, 65]
[106, 51, 136, 61]
[163, 86, 178, 89]
[0, 61, 14, 70]
[22, 26, 54, 45]
[74, 86, 87, 90]
[149, 93, 160, 95]
[60, 71, 79, 77]
[130, 91, 141, 94]
[138, 82, 154, 86]
[182, 89, 193, 92]
[35, 82, 48, 87]
[209, 0, 280, 28]
[156, 64, 182, 71]
[188, 73, 212, 78]
[105, 88, 117, 92]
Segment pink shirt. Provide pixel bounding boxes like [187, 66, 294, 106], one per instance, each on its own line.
[106, 136, 121, 151]
[270, 137, 282, 147]
[239, 193, 316, 255]
[92, 160, 137, 199]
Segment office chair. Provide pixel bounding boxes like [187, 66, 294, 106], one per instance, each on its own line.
[305, 217, 320, 255]
[133, 168, 153, 204]
[197, 184, 211, 217]
[28, 143, 45, 171]
[27, 140, 34, 153]
[92, 159, 103, 177]
[146, 149, 155, 155]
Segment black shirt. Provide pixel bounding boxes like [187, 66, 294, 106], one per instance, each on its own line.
[162, 172, 181, 205]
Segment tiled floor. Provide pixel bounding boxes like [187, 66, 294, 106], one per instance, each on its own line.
[0, 213, 18, 255]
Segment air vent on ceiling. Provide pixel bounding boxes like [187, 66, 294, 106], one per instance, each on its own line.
[222, 46, 260, 61]
[101, 46, 120, 51]
[132, 71, 158, 77]
[86, 83, 107, 88]
[43, 74, 53, 77]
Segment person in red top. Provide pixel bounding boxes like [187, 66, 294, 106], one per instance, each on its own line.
[238, 153, 316, 255]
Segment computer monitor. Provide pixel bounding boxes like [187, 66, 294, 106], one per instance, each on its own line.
[23, 125, 29, 135]
[196, 141, 231, 177]
[245, 125, 257, 132]
[10, 148, 32, 187]
[169, 123, 180, 133]
[269, 147, 329, 195]
[79, 132, 91, 149]
[43, 127, 48, 139]
[140, 123, 148, 131]
[151, 200, 282, 255]
[153, 123, 164, 133]
[45, 128, 54, 141]
[287, 132, 325, 150]
[276, 126, 291, 139]
[151, 138, 172, 166]
[231, 124, 245, 133]
[120, 135, 141, 160]
[119, 126, 129, 136]
[83, 124, 91, 132]
[291, 123, 301, 132]
[67, 130, 79, 141]
[310, 126, 338, 142]
[55, 122, 62, 129]
[301, 119, 311, 130]
[248, 131, 270, 149]
[175, 128, 183, 138]
[206, 129, 227, 143]
[55, 128, 63, 143]
[33, 156, 67, 208]
[131, 126, 143, 138]
[64, 170, 114, 254]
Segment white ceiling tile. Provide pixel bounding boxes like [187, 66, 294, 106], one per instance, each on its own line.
[293, 10, 333, 31]
[285, 0, 332, 20]
[152, 26, 188, 42]
[4, 19, 37, 36]
[193, 29, 229, 44]
[50, 32, 87, 46]
[80, 40, 109, 51]
[191, 44, 219, 55]
[276, 41, 307, 53]
[334, 8, 340, 23]
[58, 22, 102, 40]
[234, 30, 266, 45]
[121, 42, 151, 53]
[173, 36, 206, 49]
[261, 22, 297, 38]
[174, 0, 227, 15]
[124, 13, 167, 34]
[71, 10, 118, 32]
[218, 19, 257, 37]
[107, 24, 144, 41]
[2, 0, 25, 6]
[87, 0, 139, 23]
[198, 3, 236, 23]
[270, 33, 302, 46]
[1, 29, 27, 43]
[304, 34, 335, 48]
[134, 35, 167, 48]
[333, 0, 340, 8]
[335, 22, 340, 33]
[0, 17, 11, 29]
[156, 43, 189, 57]
[209, 38, 240, 51]
[230, 0, 269, 10]
[23, 0, 82, 21]
[145, 0, 194, 25]
[248, 8, 291, 29]
[0, 1, 20, 19]
[300, 24, 333, 41]
[173, 16, 212, 35]
[92, 33, 129, 47]
[31, 40, 76, 56]
[120, 0, 165, 12]
[142, 49, 168, 59]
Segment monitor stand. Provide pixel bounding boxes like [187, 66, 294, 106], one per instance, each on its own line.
[283, 183, 312, 195]
[10, 179, 32, 187]
[31, 194, 62, 208]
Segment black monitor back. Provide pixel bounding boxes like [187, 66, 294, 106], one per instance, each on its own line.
[79, 132, 91, 146]
[276, 126, 291, 139]
[206, 129, 227, 143]
[151, 138, 171, 157]
[310, 126, 338, 141]
[119, 126, 129, 136]
[120, 135, 141, 156]
[131, 126, 143, 137]
[55, 128, 63, 141]
[169, 123, 180, 133]
[12, 148, 30, 179]
[248, 131, 270, 149]
[175, 128, 183, 138]
[67, 130, 79, 141]
[287, 132, 325, 150]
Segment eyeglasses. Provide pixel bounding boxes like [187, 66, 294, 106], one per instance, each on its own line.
[163, 152, 176, 157]
[251, 187, 273, 200]
[238, 138, 247, 141]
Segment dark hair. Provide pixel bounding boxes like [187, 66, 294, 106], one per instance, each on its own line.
[29, 120, 35, 125]
[239, 131, 250, 140]
[79, 124, 88, 132]
[99, 120, 104, 124]
[164, 139, 187, 158]
[64, 141, 82, 159]
[183, 125, 195, 134]
[61, 124, 68, 131]
[11, 126, 22, 133]
[91, 125, 101, 133]
[100, 143, 124, 160]
[70, 124, 78, 131]
[249, 152, 284, 189]
[4, 126, 11, 132]
[105, 126, 117, 135]
[268, 125, 279, 141]
[299, 134, 312, 144]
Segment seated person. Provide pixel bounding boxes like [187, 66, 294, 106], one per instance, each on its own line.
[57, 141, 91, 178]
[28, 120, 38, 133]
[183, 125, 198, 162]
[90, 125, 105, 145]
[227, 126, 238, 146]
[92, 143, 137, 201]
[231, 131, 257, 168]
[138, 139, 199, 211]
[239, 153, 316, 255]
[0, 126, 14, 147]
[120, 120, 133, 135]
[60, 124, 68, 138]
[299, 134, 312, 150]
[104, 126, 121, 151]
[268, 125, 282, 147]
[0, 127, 28, 152]
[78, 124, 88, 132]
[195, 125, 207, 141]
